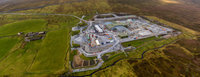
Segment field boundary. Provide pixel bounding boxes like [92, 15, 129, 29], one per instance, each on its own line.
[0, 38, 24, 62]
[26, 41, 43, 73]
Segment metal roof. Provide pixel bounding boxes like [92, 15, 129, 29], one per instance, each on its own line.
[106, 24, 115, 29]
[104, 22, 113, 25]
[138, 30, 152, 36]
[118, 33, 128, 37]
[95, 25, 103, 32]
[113, 23, 127, 26]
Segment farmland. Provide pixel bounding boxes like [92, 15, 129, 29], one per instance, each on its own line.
[0, 19, 46, 37]
[30, 28, 70, 74]
[122, 36, 161, 47]
[0, 38, 19, 60]
[0, 0, 200, 76]
[0, 39, 42, 76]
[0, 15, 76, 76]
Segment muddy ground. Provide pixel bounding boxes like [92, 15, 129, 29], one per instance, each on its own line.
[73, 55, 97, 68]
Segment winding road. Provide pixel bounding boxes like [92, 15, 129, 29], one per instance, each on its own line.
[0, 13, 87, 22]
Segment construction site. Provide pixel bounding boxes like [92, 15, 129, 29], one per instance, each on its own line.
[71, 13, 181, 72]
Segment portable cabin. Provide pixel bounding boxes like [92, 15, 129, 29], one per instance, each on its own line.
[95, 40, 100, 46]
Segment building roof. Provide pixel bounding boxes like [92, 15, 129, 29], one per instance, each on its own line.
[106, 24, 115, 29]
[138, 30, 152, 36]
[106, 23, 128, 29]
[118, 33, 128, 37]
[104, 22, 113, 25]
[113, 23, 127, 26]
[95, 40, 100, 45]
[95, 25, 103, 32]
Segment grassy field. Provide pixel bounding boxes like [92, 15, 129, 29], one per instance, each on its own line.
[1, 0, 200, 32]
[122, 36, 160, 47]
[71, 30, 80, 36]
[0, 14, 79, 76]
[79, 54, 97, 60]
[0, 38, 19, 60]
[0, 40, 42, 76]
[0, 19, 46, 37]
[0, 0, 200, 76]
[29, 28, 70, 74]
[70, 50, 77, 61]
[92, 60, 137, 77]
[91, 36, 200, 77]
[0, 14, 38, 26]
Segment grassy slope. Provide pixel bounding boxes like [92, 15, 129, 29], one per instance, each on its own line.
[15, 0, 112, 16]
[0, 14, 46, 27]
[0, 14, 79, 76]
[79, 54, 97, 60]
[0, 40, 42, 76]
[122, 36, 159, 47]
[146, 16, 200, 35]
[0, 19, 46, 37]
[89, 34, 198, 77]
[0, 0, 76, 12]
[70, 50, 77, 61]
[0, 38, 19, 60]
[75, 17, 198, 76]
[30, 28, 70, 74]
[0, 0, 199, 76]
[92, 60, 137, 77]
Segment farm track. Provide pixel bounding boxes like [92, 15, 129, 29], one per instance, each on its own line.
[23, 24, 73, 75]
[0, 35, 18, 38]
[0, 38, 24, 62]
[26, 41, 42, 73]
[0, 24, 74, 75]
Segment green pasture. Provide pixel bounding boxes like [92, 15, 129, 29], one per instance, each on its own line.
[0, 19, 46, 37]
[122, 36, 160, 47]
[0, 38, 19, 60]
[80, 54, 97, 60]
[0, 40, 42, 76]
[70, 50, 77, 61]
[30, 28, 70, 73]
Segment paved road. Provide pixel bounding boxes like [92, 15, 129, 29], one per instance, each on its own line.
[94, 15, 137, 21]
[85, 21, 94, 31]
[0, 13, 87, 22]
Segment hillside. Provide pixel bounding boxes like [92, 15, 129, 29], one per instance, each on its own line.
[0, 0, 200, 77]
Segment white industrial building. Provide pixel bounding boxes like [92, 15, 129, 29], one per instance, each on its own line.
[95, 40, 100, 46]
[138, 30, 152, 36]
[146, 27, 158, 33]
[133, 28, 142, 32]
[95, 25, 103, 32]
